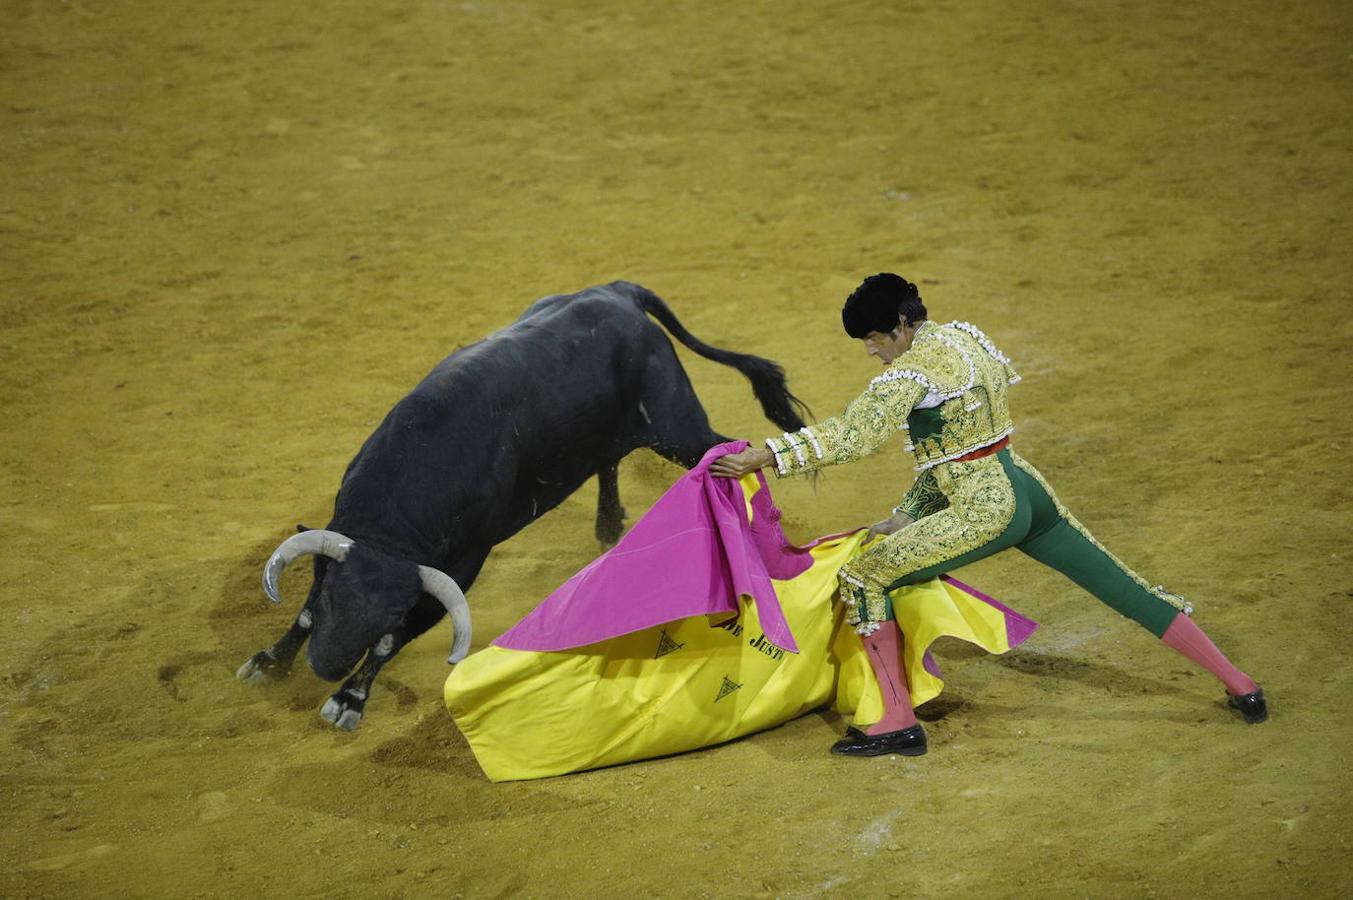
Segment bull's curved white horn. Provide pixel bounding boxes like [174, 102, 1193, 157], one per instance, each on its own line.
[262, 530, 355, 603]
[417, 565, 472, 664]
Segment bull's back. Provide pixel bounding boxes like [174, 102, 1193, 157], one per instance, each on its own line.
[413, 283, 658, 419]
[340, 285, 662, 504]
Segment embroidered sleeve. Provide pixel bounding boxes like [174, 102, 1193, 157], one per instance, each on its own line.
[894, 470, 949, 519]
[765, 373, 927, 477]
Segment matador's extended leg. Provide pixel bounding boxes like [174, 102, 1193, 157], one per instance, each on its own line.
[1006, 453, 1264, 722]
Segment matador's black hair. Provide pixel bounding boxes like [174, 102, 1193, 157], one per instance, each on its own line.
[841, 273, 927, 338]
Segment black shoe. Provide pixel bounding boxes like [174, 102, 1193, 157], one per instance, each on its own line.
[1228, 687, 1268, 724]
[830, 724, 927, 757]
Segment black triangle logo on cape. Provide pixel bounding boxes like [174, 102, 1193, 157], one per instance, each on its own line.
[715, 675, 743, 702]
[655, 630, 685, 659]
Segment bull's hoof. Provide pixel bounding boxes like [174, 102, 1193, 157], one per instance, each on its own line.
[320, 693, 365, 731]
[236, 650, 290, 684]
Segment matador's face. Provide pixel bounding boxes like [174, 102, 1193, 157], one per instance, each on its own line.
[861, 320, 919, 365]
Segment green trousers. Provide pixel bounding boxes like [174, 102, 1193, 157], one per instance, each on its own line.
[839, 449, 1188, 637]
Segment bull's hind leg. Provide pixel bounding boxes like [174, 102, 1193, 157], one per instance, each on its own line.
[636, 350, 728, 468]
[646, 405, 727, 469]
[595, 463, 626, 546]
[320, 548, 489, 730]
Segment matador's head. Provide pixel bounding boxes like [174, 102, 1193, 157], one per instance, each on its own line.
[842, 273, 928, 364]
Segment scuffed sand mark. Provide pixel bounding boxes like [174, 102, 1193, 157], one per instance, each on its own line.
[29, 843, 115, 872]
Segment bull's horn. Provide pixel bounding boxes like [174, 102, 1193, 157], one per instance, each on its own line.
[262, 529, 354, 603]
[417, 565, 473, 664]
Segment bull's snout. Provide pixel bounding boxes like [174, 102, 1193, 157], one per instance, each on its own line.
[305, 633, 361, 682]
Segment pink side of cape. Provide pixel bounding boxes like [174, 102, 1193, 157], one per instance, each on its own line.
[493, 442, 810, 654]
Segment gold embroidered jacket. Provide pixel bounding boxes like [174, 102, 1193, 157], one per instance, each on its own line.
[765, 320, 1020, 491]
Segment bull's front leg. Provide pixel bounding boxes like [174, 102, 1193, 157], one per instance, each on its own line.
[319, 611, 441, 730]
[236, 608, 313, 683]
[319, 633, 400, 731]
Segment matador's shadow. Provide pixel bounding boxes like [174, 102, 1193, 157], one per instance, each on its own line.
[985, 642, 1227, 725]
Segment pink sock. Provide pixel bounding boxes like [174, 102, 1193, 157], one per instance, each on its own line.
[862, 621, 919, 735]
[1160, 613, 1257, 697]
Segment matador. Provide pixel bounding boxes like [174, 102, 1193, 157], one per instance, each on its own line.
[710, 273, 1266, 757]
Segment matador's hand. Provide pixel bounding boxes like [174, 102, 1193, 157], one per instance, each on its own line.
[709, 447, 774, 478]
[866, 510, 915, 542]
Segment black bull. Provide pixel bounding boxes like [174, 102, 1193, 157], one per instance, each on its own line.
[238, 281, 808, 729]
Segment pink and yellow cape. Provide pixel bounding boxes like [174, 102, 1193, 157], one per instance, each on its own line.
[444, 443, 1036, 782]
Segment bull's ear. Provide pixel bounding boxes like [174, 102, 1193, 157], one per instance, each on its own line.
[296, 524, 311, 533]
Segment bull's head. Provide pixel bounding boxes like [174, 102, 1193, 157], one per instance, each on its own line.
[261, 530, 472, 680]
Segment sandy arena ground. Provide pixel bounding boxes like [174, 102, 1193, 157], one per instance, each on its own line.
[3, 0, 1351, 896]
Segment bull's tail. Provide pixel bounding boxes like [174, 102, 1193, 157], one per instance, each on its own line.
[620, 282, 811, 432]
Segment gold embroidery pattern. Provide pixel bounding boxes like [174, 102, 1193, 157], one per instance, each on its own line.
[1007, 453, 1191, 614]
[895, 469, 949, 519]
[839, 454, 1017, 629]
